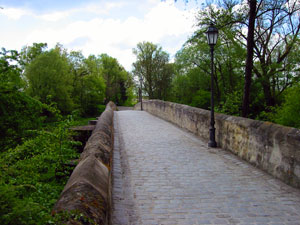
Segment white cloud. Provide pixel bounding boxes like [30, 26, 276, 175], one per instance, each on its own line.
[1, 1, 197, 71]
[1, 2, 125, 22]
[38, 10, 72, 22]
[0, 7, 32, 20]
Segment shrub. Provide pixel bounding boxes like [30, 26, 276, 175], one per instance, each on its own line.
[0, 91, 60, 152]
[190, 90, 210, 109]
[274, 85, 300, 128]
[98, 104, 106, 115]
[0, 117, 80, 225]
[216, 91, 242, 116]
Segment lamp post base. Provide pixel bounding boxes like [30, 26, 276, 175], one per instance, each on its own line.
[208, 127, 217, 147]
[208, 140, 217, 147]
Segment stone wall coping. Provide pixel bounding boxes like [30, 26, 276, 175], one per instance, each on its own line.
[53, 101, 116, 224]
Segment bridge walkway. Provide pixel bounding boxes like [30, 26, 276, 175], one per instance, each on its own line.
[111, 110, 300, 225]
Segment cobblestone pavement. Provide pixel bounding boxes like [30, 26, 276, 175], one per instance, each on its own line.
[111, 111, 300, 225]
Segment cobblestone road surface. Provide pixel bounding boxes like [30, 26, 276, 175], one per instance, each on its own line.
[112, 111, 300, 225]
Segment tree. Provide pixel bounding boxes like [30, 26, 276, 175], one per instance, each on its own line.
[173, 44, 211, 107]
[173, 22, 245, 112]
[0, 48, 47, 151]
[156, 63, 175, 100]
[196, 0, 300, 117]
[99, 54, 130, 105]
[242, 0, 257, 117]
[20, 43, 48, 67]
[133, 42, 173, 99]
[25, 45, 74, 113]
[252, 0, 300, 107]
[68, 52, 106, 116]
[0, 48, 23, 92]
[81, 55, 106, 115]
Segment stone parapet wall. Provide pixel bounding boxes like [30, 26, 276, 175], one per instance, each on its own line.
[53, 101, 116, 224]
[134, 100, 300, 188]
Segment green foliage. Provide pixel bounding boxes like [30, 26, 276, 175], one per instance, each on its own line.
[133, 42, 174, 100]
[0, 91, 48, 151]
[20, 44, 134, 115]
[197, 0, 300, 114]
[25, 46, 74, 114]
[171, 74, 192, 104]
[171, 26, 244, 112]
[99, 54, 132, 105]
[70, 117, 96, 127]
[98, 104, 106, 115]
[0, 44, 133, 225]
[0, 48, 58, 151]
[20, 43, 48, 67]
[69, 52, 133, 113]
[0, 184, 44, 225]
[190, 90, 210, 109]
[216, 91, 242, 116]
[70, 52, 106, 117]
[274, 85, 300, 128]
[0, 117, 80, 225]
[123, 73, 136, 106]
[0, 48, 23, 92]
[124, 85, 135, 106]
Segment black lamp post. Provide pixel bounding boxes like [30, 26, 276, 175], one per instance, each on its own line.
[139, 76, 143, 111]
[206, 23, 218, 148]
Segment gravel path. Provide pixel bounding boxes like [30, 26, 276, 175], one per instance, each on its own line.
[111, 110, 300, 225]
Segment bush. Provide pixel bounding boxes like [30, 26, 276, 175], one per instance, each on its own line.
[190, 90, 210, 109]
[216, 91, 242, 116]
[274, 85, 300, 128]
[0, 91, 60, 152]
[98, 104, 106, 115]
[0, 117, 80, 225]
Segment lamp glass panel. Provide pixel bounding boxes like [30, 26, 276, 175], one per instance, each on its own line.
[210, 34, 215, 45]
[214, 34, 218, 44]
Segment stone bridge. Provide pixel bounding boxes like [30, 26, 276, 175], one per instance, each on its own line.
[54, 100, 300, 225]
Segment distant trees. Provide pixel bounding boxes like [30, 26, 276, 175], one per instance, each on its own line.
[1, 43, 136, 224]
[20, 43, 134, 116]
[25, 46, 74, 113]
[0, 48, 23, 92]
[0, 48, 48, 151]
[200, 0, 300, 114]
[20, 42, 48, 67]
[148, 0, 300, 128]
[133, 42, 175, 100]
[172, 18, 245, 112]
[69, 52, 106, 116]
[1, 0, 300, 147]
[99, 54, 132, 105]
[173, 0, 300, 120]
[172, 42, 212, 109]
[1, 42, 135, 150]
[252, 0, 300, 107]
[238, 0, 300, 115]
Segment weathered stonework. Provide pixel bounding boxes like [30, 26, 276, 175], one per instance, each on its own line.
[53, 102, 116, 224]
[135, 100, 300, 188]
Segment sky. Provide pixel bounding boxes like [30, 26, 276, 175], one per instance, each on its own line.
[0, 0, 201, 71]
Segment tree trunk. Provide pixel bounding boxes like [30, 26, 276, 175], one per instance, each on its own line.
[261, 79, 276, 107]
[242, 0, 257, 117]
